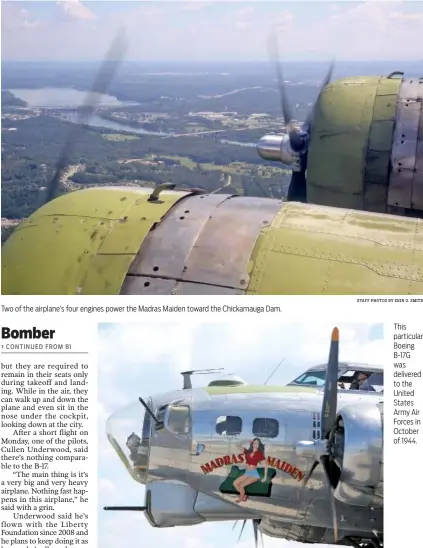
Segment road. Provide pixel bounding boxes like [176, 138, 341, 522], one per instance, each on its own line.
[163, 124, 274, 138]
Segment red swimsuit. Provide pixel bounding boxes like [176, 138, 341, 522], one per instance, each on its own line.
[244, 449, 265, 466]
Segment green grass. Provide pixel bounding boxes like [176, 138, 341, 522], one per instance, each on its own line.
[149, 154, 290, 184]
[158, 155, 196, 169]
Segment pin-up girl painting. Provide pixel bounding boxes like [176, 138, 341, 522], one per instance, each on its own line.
[233, 438, 268, 502]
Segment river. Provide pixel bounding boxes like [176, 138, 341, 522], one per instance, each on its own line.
[9, 87, 256, 148]
[61, 112, 256, 147]
[9, 87, 132, 108]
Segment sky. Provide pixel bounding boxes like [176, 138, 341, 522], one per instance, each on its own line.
[97, 321, 383, 548]
[1, 1, 423, 61]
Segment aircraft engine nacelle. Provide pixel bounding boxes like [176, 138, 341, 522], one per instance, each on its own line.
[258, 74, 423, 217]
[333, 401, 383, 508]
[144, 480, 257, 528]
[144, 481, 205, 527]
[308, 75, 423, 216]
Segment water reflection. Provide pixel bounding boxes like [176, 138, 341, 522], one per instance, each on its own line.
[10, 87, 132, 108]
[9, 87, 257, 148]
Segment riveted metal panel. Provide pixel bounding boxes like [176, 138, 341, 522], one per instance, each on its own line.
[375, 77, 402, 96]
[120, 276, 244, 295]
[411, 81, 423, 209]
[362, 184, 388, 213]
[388, 78, 423, 209]
[365, 151, 392, 186]
[247, 202, 423, 295]
[413, 138, 423, 208]
[307, 77, 382, 207]
[1, 187, 186, 295]
[368, 121, 395, 151]
[128, 193, 230, 279]
[122, 194, 281, 293]
[372, 95, 397, 121]
[181, 197, 281, 289]
[363, 77, 400, 212]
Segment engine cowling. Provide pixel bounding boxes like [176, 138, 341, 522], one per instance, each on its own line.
[333, 401, 383, 508]
[144, 481, 256, 527]
[144, 481, 205, 527]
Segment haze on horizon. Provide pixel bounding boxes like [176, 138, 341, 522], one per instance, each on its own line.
[2, 0, 423, 63]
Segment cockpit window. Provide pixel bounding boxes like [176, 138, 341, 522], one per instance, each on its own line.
[106, 400, 152, 485]
[291, 370, 326, 387]
[167, 404, 191, 435]
[340, 371, 384, 392]
[155, 405, 168, 430]
[359, 372, 384, 392]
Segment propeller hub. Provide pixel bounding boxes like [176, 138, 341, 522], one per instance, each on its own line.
[257, 133, 298, 165]
[295, 439, 328, 460]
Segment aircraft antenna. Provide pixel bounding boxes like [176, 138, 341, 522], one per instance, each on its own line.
[42, 29, 128, 205]
[263, 357, 285, 385]
[180, 368, 224, 389]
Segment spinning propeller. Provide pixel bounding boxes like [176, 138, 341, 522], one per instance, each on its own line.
[257, 31, 334, 202]
[233, 518, 264, 547]
[43, 30, 128, 205]
[295, 327, 340, 543]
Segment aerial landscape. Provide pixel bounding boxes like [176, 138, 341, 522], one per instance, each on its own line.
[2, 1, 421, 243]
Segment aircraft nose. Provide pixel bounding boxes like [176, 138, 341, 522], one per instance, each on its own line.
[106, 399, 153, 484]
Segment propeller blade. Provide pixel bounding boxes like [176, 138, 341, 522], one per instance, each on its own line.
[253, 519, 260, 548]
[103, 506, 147, 511]
[44, 30, 128, 205]
[267, 31, 303, 151]
[301, 459, 320, 489]
[321, 327, 339, 440]
[237, 520, 247, 543]
[321, 456, 339, 543]
[286, 169, 307, 203]
[232, 521, 238, 531]
[303, 60, 334, 134]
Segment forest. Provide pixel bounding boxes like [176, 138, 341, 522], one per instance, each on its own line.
[1, 61, 309, 225]
[1, 114, 290, 220]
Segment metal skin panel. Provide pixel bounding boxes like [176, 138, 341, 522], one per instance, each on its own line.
[247, 202, 423, 295]
[194, 491, 258, 521]
[2, 190, 423, 295]
[145, 481, 204, 527]
[307, 76, 401, 209]
[334, 403, 383, 508]
[127, 194, 231, 278]
[122, 195, 281, 294]
[120, 276, 245, 295]
[109, 386, 383, 541]
[363, 77, 399, 212]
[411, 81, 423, 208]
[1, 187, 187, 295]
[260, 520, 329, 543]
[388, 78, 423, 210]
